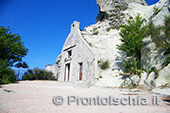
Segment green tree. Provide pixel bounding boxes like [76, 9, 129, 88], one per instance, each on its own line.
[0, 26, 28, 68]
[0, 60, 16, 84]
[117, 14, 147, 73]
[22, 68, 56, 80]
[0, 26, 28, 84]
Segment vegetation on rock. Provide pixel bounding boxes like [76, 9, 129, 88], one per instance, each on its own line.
[100, 60, 110, 70]
[106, 26, 120, 32]
[146, 15, 170, 66]
[82, 36, 92, 47]
[93, 31, 99, 35]
[117, 14, 147, 75]
[118, 13, 170, 88]
[153, 6, 161, 15]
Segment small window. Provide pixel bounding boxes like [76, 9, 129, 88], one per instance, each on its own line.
[79, 63, 83, 81]
[68, 50, 72, 58]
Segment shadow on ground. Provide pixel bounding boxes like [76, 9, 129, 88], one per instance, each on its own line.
[162, 95, 170, 106]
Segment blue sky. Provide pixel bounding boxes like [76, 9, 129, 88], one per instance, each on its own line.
[0, 0, 159, 70]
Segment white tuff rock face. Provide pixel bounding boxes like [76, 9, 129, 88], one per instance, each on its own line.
[139, 71, 147, 85]
[96, 0, 148, 9]
[48, 0, 170, 88]
[96, 0, 127, 27]
[84, 0, 170, 87]
[155, 64, 170, 87]
[121, 0, 170, 70]
[140, 0, 170, 70]
[144, 72, 156, 87]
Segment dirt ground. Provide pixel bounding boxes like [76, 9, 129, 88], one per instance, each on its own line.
[0, 81, 170, 113]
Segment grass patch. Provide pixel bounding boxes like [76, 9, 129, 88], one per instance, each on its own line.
[99, 75, 103, 78]
[82, 37, 92, 47]
[93, 31, 99, 35]
[161, 83, 170, 89]
[106, 26, 120, 32]
[89, 43, 92, 47]
[147, 67, 159, 79]
[109, 14, 117, 17]
[100, 60, 110, 70]
[153, 6, 161, 15]
[123, 6, 128, 11]
[93, 27, 98, 32]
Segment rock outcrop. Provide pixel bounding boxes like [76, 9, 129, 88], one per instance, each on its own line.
[96, 0, 127, 27]
[141, 0, 170, 70]
[45, 55, 61, 79]
[124, 0, 148, 5]
[47, 0, 170, 88]
[90, 0, 170, 88]
[144, 72, 156, 87]
[155, 64, 170, 87]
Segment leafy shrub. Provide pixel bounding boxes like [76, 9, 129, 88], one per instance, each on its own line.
[118, 14, 146, 57]
[146, 15, 170, 66]
[123, 6, 128, 11]
[121, 13, 125, 16]
[120, 77, 138, 89]
[82, 37, 92, 47]
[153, 6, 161, 15]
[117, 14, 146, 75]
[115, 5, 120, 8]
[129, 16, 133, 20]
[22, 68, 56, 80]
[161, 83, 169, 89]
[147, 67, 159, 79]
[146, 22, 162, 47]
[93, 27, 98, 32]
[93, 31, 99, 35]
[99, 75, 103, 78]
[0, 60, 17, 84]
[163, 55, 170, 66]
[93, 27, 99, 35]
[89, 43, 92, 47]
[100, 60, 110, 70]
[109, 13, 117, 17]
[106, 28, 110, 32]
[106, 26, 120, 32]
[149, 6, 161, 20]
[119, 57, 142, 75]
[0, 26, 28, 85]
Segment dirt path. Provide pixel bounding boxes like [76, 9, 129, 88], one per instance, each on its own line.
[0, 81, 170, 113]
